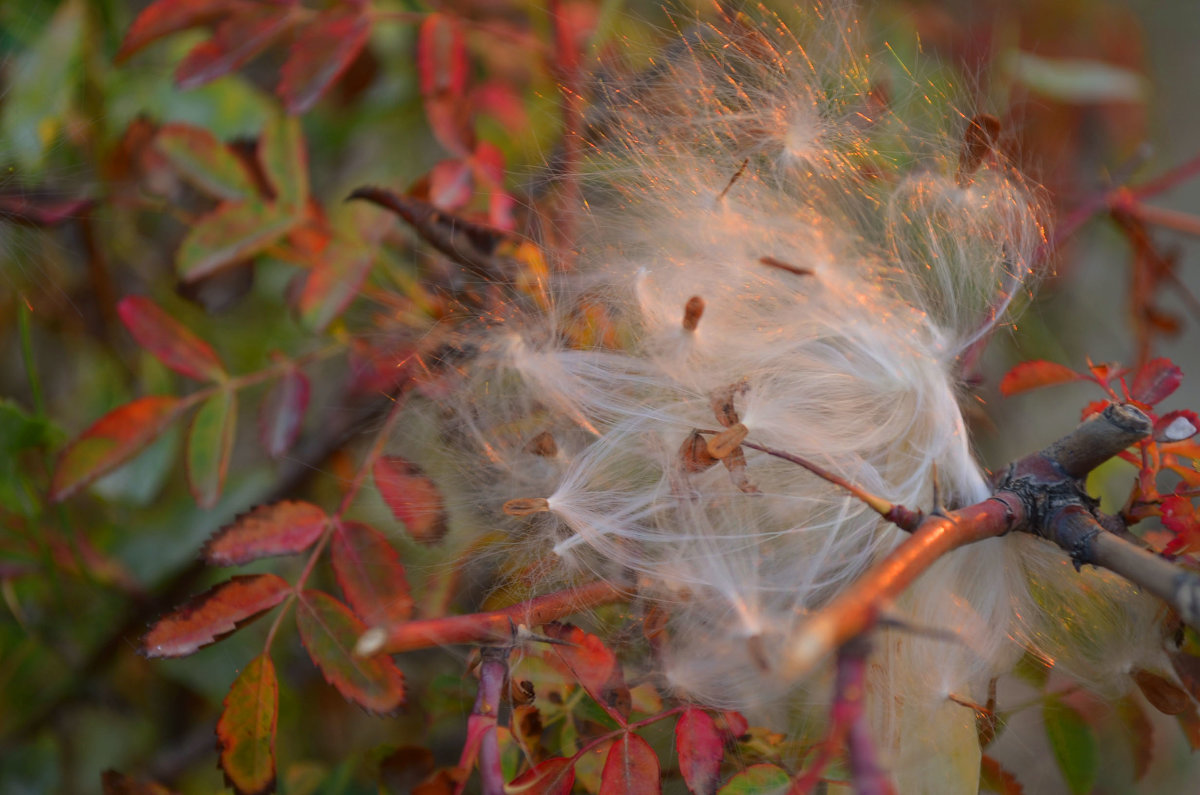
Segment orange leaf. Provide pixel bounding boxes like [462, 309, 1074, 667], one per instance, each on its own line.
[331, 521, 413, 628]
[218, 654, 277, 795]
[999, 360, 1083, 397]
[599, 733, 660, 795]
[142, 574, 291, 658]
[373, 456, 447, 544]
[50, 396, 186, 502]
[204, 500, 328, 566]
[295, 590, 405, 713]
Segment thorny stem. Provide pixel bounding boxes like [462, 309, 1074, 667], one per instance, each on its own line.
[466, 647, 508, 795]
[785, 402, 1188, 679]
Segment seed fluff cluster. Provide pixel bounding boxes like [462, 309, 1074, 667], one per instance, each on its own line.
[397, 3, 1172, 791]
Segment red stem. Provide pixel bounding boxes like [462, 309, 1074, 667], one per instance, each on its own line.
[370, 579, 629, 654]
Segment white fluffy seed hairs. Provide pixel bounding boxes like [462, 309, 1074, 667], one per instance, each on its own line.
[402, 3, 1171, 791]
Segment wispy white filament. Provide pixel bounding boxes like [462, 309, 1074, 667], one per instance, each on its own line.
[405, 4, 1172, 791]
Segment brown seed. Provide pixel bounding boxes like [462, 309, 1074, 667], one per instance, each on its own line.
[679, 429, 719, 473]
[682, 295, 705, 332]
[525, 431, 558, 457]
[706, 422, 749, 460]
[956, 113, 1001, 188]
[503, 497, 550, 516]
[758, 255, 813, 277]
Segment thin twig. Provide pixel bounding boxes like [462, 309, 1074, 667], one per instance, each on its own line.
[357, 579, 629, 656]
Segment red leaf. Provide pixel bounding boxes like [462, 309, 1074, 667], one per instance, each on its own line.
[429, 158, 473, 211]
[979, 755, 1024, 794]
[278, 11, 370, 114]
[259, 364, 309, 457]
[175, 4, 295, 90]
[176, 200, 300, 282]
[676, 708, 723, 795]
[50, 396, 186, 502]
[1155, 410, 1199, 443]
[1131, 358, 1183, 406]
[0, 192, 92, 226]
[218, 654, 277, 795]
[1178, 701, 1200, 751]
[118, 296, 226, 381]
[331, 521, 413, 628]
[417, 13, 467, 98]
[506, 757, 575, 795]
[599, 733, 660, 795]
[142, 574, 291, 658]
[115, 0, 236, 63]
[295, 237, 374, 331]
[715, 710, 748, 738]
[542, 623, 620, 719]
[186, 388, 237, 509]
[204, 500, 328, 566]
[373, 456, 447, 544]
[1160, 495, 1200, 556]
[1133, 669, 1189, 715]
[999, 360, 1082, 397]
[417, 14, 472, 154]
[1080, 400, 1110, 422]
[154, 124, 257, 201]
[295, 589, 405, 713]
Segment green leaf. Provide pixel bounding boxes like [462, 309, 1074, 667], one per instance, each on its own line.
[50, 396, 186, 502]
[259, 114, 308, 214]
[218, 654, 278, 795]
[0, 0, 85, 172]
[176, 200, 299, 282]
[1043, 696, 1098, 795]
[715, 764, 790, 795]
[295, 590, 405, 714]
[1006, 51, 1146, 104]
[155, 123, 258, 201]
[187, 388, 237, 510]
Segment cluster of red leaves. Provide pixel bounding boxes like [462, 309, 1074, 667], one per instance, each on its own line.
[117, 0, 371, 114]
[50, 295, 311, 508]
[1001, 357, 1200, 555]
[132, 463, 442, 793]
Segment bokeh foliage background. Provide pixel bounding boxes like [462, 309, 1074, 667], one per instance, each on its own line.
[2, 1, 1199, 793]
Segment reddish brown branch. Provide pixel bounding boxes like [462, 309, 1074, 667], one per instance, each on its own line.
[358, 579, 628, 656]
[783, 495, 1022, 678]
